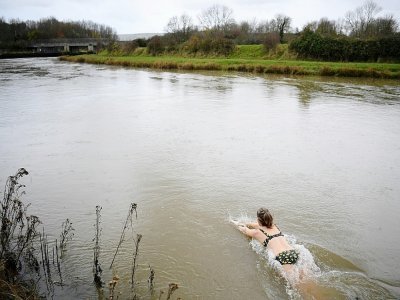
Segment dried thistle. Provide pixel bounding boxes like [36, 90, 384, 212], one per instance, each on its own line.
[166, 283, 179, 300]
[60, 219, 74, 251]
[148, 265, 155, 291]
[93, 205, 103, 288]
[108, 275, 119, 300]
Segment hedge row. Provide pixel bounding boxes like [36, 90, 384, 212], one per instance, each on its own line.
[182, 35, 235, 56]
[289, 31, 400, 62]
[146, 34, 235, 57]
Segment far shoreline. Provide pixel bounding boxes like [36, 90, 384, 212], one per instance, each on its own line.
[59, 54, 400, 79]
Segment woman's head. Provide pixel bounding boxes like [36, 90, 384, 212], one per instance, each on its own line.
[257, 207, 273, 228]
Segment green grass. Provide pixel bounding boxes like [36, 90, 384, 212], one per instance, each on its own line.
[60, 46, 400, 79]
[228, 45, 266, 59]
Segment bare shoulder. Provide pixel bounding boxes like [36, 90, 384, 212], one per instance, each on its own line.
[247, 222, 261, 229]
[260, 224, 281, 235]
[249, 228, 264, 238]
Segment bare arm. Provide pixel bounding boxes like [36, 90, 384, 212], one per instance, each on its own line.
[236, 223, 258, 238]
[239, 225, 258, 237]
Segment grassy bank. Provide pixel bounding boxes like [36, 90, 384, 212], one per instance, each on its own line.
[60, 45, 400, 79]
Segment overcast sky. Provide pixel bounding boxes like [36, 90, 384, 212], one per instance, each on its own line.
[1, 0, 399, 34]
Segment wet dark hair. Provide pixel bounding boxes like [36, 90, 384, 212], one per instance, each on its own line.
[257, 207, 273, 228]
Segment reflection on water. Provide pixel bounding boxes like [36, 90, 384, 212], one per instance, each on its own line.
[288, 76, 400, 108]
[0, 58, 400, 299]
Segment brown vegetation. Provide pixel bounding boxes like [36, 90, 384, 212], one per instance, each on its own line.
[0, 170, 181, 299]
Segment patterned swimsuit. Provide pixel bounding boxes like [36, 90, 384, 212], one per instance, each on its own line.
[260, 227, 299, 265]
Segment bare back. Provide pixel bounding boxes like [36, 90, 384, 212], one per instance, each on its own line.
[253, 225, 293, 256]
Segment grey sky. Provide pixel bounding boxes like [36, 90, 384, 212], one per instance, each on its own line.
[1, 0, 399, 34]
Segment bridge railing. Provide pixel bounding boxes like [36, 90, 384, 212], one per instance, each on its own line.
[29, 38, 110, 53]
[30, 38, 109, 45]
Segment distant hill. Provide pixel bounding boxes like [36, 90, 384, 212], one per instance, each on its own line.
[118, 33, 161, 41]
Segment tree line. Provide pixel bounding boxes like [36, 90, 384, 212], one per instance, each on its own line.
[140, 1, 399, 61]
[0, 17, 117, 50]
[143, 5, 294, 56]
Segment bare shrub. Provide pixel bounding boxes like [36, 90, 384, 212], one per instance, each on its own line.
[147, 36, 165, 56]
[263, 32, 280, 51]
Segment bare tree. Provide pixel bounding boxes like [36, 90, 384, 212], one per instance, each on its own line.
[345, 0, 382, 37]
[335, 18, 347, 35]
[271, 14, 292, 43]
[180, 14, 196, 38]
[166, 15, 194, 35]
[304, 18, 343, 36]
[231, 19, 267, 44]
[316, 18, 339, 36]
[368, 15, 398, 37]
[198, 4, 235, 33]
[165, 16, 179, 35]
[256, 20, 274, 33]
[165, 14, 195, 43]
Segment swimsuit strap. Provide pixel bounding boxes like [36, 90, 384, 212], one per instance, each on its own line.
[260, 227, 283, 247]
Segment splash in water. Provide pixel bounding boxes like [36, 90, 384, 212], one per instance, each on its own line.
[228, 213, 321, 298]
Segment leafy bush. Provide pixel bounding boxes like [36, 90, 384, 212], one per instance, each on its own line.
[290, 30, 400, 62]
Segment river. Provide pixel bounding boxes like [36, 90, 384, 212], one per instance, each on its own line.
[0, 57, 399, 299]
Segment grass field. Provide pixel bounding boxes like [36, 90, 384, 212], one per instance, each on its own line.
[60, 45, 400, 79]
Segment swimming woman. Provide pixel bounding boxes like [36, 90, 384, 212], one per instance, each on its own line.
[232, 207, 325, 298]
[232, 207, 299, 275]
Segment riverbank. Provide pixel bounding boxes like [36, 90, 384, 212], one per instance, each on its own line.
[60, 46, 400, 79]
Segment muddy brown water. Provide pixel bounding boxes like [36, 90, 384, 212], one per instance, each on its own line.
[0, 58, 399, 299]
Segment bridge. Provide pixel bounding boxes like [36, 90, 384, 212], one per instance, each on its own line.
[29, 38, 108, 54]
